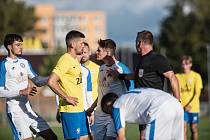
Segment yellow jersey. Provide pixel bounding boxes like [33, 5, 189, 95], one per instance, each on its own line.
[176, 71, 203, 113]
[84, 60, 100, 102]
[53, 53, 84, 113]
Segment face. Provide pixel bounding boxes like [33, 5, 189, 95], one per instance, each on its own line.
[96, 47, 108, 60]
[74, 38, 85, 55]
[81, 45, 91, 63]
[136, 40, 142, 54]
[9, 40, 23, 56]
[182, 60, 192, 72]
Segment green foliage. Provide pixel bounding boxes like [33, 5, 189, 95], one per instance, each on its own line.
[158, 0, 210, 84]
[0, 0, 36, 44]
[38, 47, 65, 76]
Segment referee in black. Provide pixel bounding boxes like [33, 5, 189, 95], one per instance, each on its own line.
[117, 30, 180, 140]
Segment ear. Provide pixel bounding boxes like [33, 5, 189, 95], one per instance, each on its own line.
[107, 50, 111, 56]
[7, 45, 12, 50]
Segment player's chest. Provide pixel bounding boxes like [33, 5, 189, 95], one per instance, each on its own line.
[6, 62, 28, 79]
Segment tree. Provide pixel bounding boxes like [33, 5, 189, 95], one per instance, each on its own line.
[0, 0, 36, 44]
[158, 0, 210, 84]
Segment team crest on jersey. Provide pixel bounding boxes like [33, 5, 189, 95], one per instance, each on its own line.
[138, 69, 144, 77]
[20, 63, 25, 68]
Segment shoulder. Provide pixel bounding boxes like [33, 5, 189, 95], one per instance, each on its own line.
[89, 61, 100, 68]
[191, 71, 202, 79]
[116, 61, 130, 71]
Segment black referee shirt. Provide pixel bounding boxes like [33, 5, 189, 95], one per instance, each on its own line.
[135, 50, 172, 90]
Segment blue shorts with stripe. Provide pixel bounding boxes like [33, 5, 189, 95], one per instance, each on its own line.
[184, 112, 199, 124]
[60, 111, 89, 139]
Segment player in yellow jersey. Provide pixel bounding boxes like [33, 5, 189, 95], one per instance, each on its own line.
[48, 30, 89, 140]
[176, 55, 203, 140]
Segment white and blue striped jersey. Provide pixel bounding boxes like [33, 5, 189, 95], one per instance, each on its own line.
[112, 88, 174, 131]
[96, 61, 133, 114]
[0, 57, 37, 113]
[81, 64, 93, 110]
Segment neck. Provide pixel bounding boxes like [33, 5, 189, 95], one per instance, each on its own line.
[184, 69, 191, 74]
[67, 48, 77, 59]
[8, 53, 18, 59]
[141, 45, 152, 56]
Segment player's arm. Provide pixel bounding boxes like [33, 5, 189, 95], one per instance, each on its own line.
[163, 71, 180, 101]
[0, 86, 36, 98]
[31, 76, 49, 87]
[86, 98, 98, 116]
[48, 72, 78, 106]
[118, 128, 126, 140]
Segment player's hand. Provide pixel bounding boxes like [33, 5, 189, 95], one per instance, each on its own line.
[56, 110, 61, 123]
[29, 86, 37, 96]
[184, 105, 192, 112]
[64, 96, 79, 106]
[88, 114, 94, 126]
[106, 68, 119, 79]
[86, 107, 94, 116]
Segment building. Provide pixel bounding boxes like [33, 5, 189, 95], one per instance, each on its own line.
[34, 4, 55, 51]
[33, 4, 106, 52]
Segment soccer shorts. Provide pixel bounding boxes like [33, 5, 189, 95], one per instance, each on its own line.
[144, 98, 184, 140]
[184, 112, 199, 123]
[60, 111, 89, 139]
[7, 111, 50, 140]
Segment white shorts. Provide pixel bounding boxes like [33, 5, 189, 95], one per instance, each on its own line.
[7, 110, 50, 140]
[145, 98, 184, 140]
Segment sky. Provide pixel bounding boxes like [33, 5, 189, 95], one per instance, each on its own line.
[26, 0, 173, 45]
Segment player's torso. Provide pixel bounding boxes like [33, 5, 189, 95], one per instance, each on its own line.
[176, 71, 202, 111]
[55, 54, 84, 112]
[116, 88, 173, 124]
[97, 63, 127, 113]
[85, 61, 99, 101]
[135, 52, 165, 89]
[2, 57, 32, 113]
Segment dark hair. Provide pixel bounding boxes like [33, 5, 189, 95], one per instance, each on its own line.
[136, 30, 153, 46]
[65, 30, 85, 48]
[4, 33, 23, 51]
[98, 39, 116, 56]
[181, 55, 192, 63]
[101, 92, 118, 114]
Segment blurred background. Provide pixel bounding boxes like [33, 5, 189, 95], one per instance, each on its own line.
[0, 0, 210, 139]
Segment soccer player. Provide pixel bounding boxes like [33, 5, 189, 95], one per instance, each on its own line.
[0, 33, 57, 140]
[176, 56, 203, 140]
[101, 88, 184, 140]
[48, 30, 89, 140]
[81, 42, 100, 108]
[92, 39, 134, 140]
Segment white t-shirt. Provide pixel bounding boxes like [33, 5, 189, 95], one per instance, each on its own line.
[0, 57, 37, 113]
[112, 88, 174, 131]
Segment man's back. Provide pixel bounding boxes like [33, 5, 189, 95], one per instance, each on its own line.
[113, 88, 174, 124]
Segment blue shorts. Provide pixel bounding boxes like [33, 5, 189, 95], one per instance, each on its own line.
[184, 112, 199, 124]
[60, 111, 89, 139]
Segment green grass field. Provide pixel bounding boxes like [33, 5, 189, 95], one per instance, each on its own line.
[0, 117, 210, 140]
